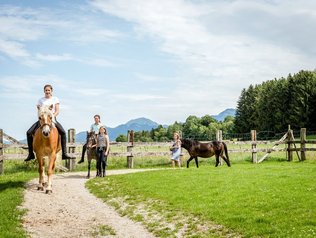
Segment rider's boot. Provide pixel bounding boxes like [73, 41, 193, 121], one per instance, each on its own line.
[24, 134, 35, 162]
[78, 144, 87, 164]
[61, 134, 73, 160]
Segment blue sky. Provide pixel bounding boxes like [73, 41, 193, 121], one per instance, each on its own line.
[0, 0, 315, 140]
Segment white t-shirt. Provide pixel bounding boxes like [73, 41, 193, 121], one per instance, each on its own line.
[37, 96, 60, 114]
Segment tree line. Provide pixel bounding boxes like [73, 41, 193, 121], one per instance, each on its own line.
[234, 70, 316, 133]
[116, 70, 316, 142]
[116, 115, 235, 142]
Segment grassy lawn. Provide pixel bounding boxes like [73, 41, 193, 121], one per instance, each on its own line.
[0, 161, 37, 238]
[1, 142, 315, 238]
[87, 161, 316, 238]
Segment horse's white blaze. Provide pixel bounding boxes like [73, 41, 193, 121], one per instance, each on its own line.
[38, 106, 54, 137]
[42, 114, 51, 136]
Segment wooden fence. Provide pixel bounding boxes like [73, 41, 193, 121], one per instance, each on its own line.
[0, 127, 315, 175]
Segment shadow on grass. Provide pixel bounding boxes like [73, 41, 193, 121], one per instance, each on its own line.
[0, 180, 25, 192]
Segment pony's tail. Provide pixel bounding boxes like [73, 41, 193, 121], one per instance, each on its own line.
[223, 142, 229, 161]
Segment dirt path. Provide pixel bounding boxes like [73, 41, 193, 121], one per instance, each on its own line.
[21, 169, 157, 238]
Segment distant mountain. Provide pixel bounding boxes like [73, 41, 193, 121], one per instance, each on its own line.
[212, 108, 236, 121]
[67, 109, 236, 143]
[76, 117, 160, 142]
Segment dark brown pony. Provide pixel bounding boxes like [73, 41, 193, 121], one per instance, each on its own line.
[86, 131, 97, 178]
[33, 105, 61, 194]
[181, 138, 231, 168]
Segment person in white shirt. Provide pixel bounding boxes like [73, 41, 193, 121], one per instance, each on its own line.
[25, 84, 73, 161]
[77, 114, 103, 164]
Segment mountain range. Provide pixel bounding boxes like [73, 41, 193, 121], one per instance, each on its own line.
[211, 108, 236, 121]
[76, 117, 161, 142]
[75, 108, 236, 142]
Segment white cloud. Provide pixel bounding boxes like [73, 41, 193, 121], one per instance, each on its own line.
[70, 28, 124, 43]
[73, 88, 109, 97]
[0, 4, 122, 66]
[112, 93, 167, 101]
[79, 58, 118, 67]
[0, 38, 29, 58]
[91, 0, 316, 85]
[35, 53, 74, 61]
[0, 74, 67, 98]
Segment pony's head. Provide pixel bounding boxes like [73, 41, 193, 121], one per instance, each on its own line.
[180, 138, 193, 149]
[38, 105, 55, 138]
[87, 131, 97, 148]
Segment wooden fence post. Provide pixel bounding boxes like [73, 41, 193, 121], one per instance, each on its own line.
[0, 129, 4, 175]
[251, 130, 257, 163]
[216, 130, 223, 165]
[300, 128, 306, 161]
[65, 128, 76, 171]
[127, 130, 134, 168]
[287, 125, 293, 161]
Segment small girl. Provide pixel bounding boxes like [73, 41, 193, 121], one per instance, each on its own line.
[96, 126, 110, 177]
[170, 132, 181, 168]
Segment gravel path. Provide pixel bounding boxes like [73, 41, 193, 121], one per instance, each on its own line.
[21, 169, 157, 238]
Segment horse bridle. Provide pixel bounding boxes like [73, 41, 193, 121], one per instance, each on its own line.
[87, 134, 97, 148]
[40, 122, 53, 129]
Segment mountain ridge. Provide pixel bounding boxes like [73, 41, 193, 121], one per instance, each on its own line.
[75, 109, 236, 142]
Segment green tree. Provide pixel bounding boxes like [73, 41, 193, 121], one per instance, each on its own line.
[116, 134, 127, 142]
[235, 70, 316, 133]
[235, 85, 260, 133]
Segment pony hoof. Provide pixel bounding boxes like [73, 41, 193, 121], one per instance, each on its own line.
[37, 187, 44, 191]
[86, 176, 90, 179]
[46, 190, 52, 194]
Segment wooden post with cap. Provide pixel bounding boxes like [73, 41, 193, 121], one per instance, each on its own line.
[251, 130, 257, 163]
[127, 130, 134, 168]
[300, 128, 306, 161]
[287, 125, 293, 161]
[65, 128, 76, 171]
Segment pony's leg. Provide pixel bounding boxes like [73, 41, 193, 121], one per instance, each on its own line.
[187, 156, 194, 168]
[194, 157, 199, 168]
[215, 155, 220, 167]
[221, 156, 231, 167]
[96, 158, 101, 177]
[38, 158, 45, 191]
[87, 159, 91, 179]
[46, 153, 56, 194]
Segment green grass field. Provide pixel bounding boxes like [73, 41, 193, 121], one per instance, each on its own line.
[1, 143, 315, 238]
[87, 161, 316, 238]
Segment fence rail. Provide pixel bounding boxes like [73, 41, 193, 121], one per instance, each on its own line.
[1, 127, 315, 174]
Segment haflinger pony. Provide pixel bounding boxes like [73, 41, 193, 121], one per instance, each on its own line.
[86, 131, 97, 178]
[33, 104, 61, 194]
[181, 138, 231, 168]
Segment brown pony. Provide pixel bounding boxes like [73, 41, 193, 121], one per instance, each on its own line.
[85, 131, 98, 178]
[33, 105, 61, 194]
[181, 138, 231, 168]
